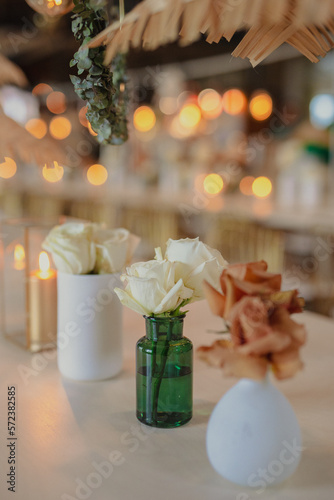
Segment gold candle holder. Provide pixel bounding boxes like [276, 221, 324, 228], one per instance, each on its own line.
[27, 252, 57, 352]
[0, 218, 58, 352]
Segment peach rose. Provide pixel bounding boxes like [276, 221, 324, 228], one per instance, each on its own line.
[203, 261, 304, 319]
[198, 261, 306, 380]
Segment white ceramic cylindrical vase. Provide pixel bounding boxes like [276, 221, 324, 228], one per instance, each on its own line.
[206, 376, 302, 487]
[57, 272, 122, 381]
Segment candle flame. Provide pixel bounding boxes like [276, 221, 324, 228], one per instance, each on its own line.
[14, 244, 25, 270]
[39, 252, 50, 273]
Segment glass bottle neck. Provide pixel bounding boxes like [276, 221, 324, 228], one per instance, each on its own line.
[144, 315, 185, 341]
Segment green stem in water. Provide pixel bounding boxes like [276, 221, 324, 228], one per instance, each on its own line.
[151, 322, 172, 423]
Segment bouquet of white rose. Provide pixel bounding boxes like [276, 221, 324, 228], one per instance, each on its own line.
[43, 222, 139, 274]
[114, 237, 228, 316]
[114, 237, 227, 428]
[42, 221, 139, 382]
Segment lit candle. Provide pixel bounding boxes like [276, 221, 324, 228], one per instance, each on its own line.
[13, 244, 25, 270]
[27, 251, 57, 352]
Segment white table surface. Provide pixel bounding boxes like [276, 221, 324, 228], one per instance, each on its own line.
[0, 302, 333, 500]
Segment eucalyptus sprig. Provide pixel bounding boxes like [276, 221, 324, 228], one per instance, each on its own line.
[70, 0, 128, 145]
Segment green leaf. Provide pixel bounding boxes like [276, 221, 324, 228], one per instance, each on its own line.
[70, 75, 81, 86]
[77, 57, 92, 70]
[70, 0, 128, 144]
[89, 65, 103, 76]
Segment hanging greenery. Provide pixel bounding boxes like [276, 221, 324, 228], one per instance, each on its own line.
[70, 0, 128, 145]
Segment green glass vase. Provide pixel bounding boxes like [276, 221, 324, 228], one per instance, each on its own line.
[136, 315, 193, 428]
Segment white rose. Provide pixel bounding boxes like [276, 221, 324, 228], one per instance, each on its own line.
[42, 222, 96, 274]
[93, 227, 140, 274]
[164, 237, 228, 300]
[114, 259, 193, 316]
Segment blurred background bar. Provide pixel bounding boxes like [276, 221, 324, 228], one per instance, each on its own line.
[1, 0, 334, 316]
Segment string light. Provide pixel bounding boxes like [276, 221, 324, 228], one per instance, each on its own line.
[25, 118, 47, 139]
[32, 83, 53, 96]
[203, 173, 224, 195]
[49, 116, 72, 140]
[0, 157, 17, 179]
[198, 89, 223, 119]
[133, 106, 156, 132]
[252, 176, 272, 198]
[78, 106, 89, 127]
[179, 103, 201, 129]
[46, 91, 67, 114]
[87, 164, 108, 186]
[42, 161, 64, 183]
[222, 89, 246, 115]
[87, 121, 98, 136]
[239, 176, 255, 196]
[249, 92, 273, 121]
[26, 0, 73, 17]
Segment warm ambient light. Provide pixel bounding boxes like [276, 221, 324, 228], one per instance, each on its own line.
[0, 157, 17, 179]
[159, 97, 177, 115]
[87, 121, 98, 136]
[179, 103, 201, 129]
[169, 116, 193, 139]
[46, 91, 67, 114]
[239, 176, 255, 196]
[26, 0, 73, 17]
[249, 93, 273, 121]
[198, 89, 223, 119]
[14, 244, 25, 270]
[25, 118, 48, 139]
[32, 83, 53, 96]
[49, 116, 72, 140]
[37, 251, 55, 279]
[87, 164, 108, 186]
[203, 173, 224, 195]
[133, 106, 156, 132]
[42, 161, 64, 183]
[252, 176, 272, 198]
[222, 89, 246, 115]
[79, 106, 89, 127]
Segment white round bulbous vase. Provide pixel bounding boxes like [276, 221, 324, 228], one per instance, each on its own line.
[57, 272, 123, 381]
[206, 376, 302, 487]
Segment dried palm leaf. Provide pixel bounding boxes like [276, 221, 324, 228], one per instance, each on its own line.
[88, 0, 334, 67]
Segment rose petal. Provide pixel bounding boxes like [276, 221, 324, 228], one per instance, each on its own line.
[186, 257, 225, 300]
[228, 296, 269, 345]
[270, 307, 307, 345]
[42, 222, 96, 274]
[197, 339, 231, 367]
[202, 281, 226, 317]
[165, 237, 227, 299]
[222, 261, 268, 282]
[271, 348, 304, 380]
[269, 290, 305, 314]
[114, 287, 149, 316]
[154, 278, 193, 314]
[222, 352, 268, 380]
[94, 227, 139, 274]
[197, 339, 268, 380]
[237, 327, 291, 355]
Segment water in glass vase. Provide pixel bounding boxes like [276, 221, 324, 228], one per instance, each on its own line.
[136, 315, 193, 428]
